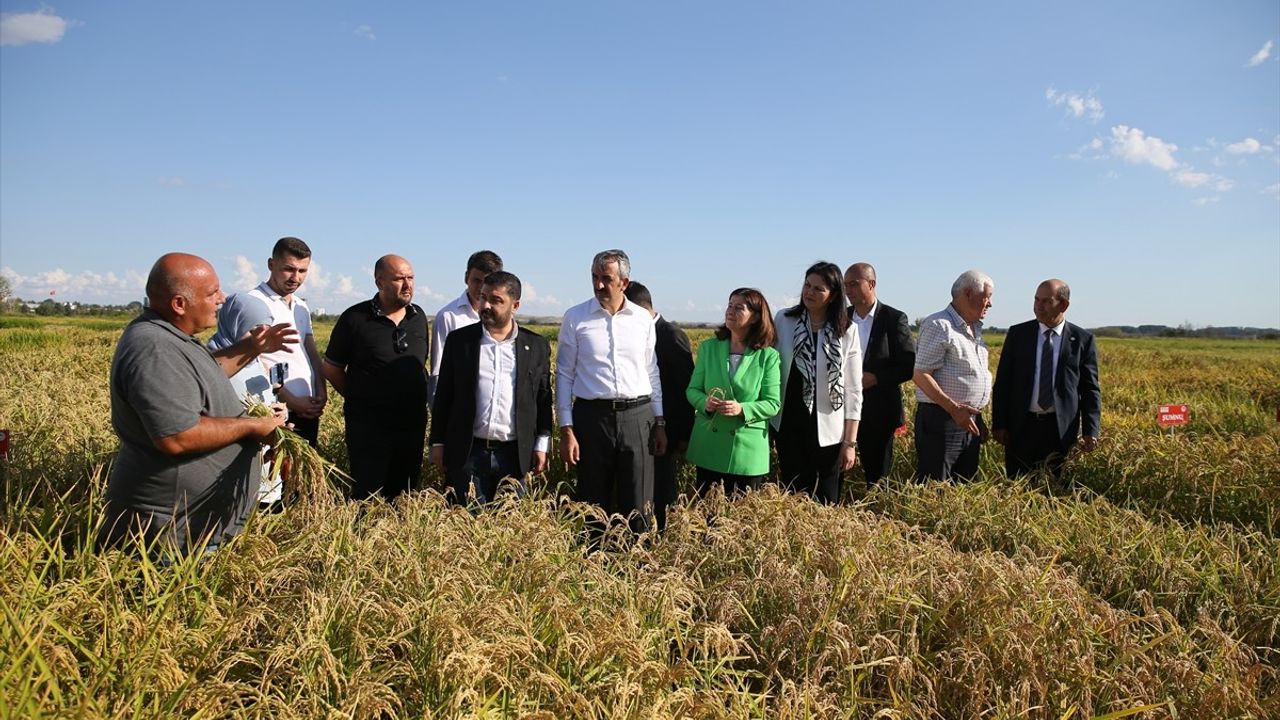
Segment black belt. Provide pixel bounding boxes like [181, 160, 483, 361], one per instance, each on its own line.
[474, 437, 517, 449]
[1028, 409, 1057, 418]
[577, 395, 651, 411]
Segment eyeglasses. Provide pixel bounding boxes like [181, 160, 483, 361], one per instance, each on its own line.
[392, 327, 409, 354]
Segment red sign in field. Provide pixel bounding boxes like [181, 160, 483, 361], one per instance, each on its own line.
[1156, 405, 1189, 427]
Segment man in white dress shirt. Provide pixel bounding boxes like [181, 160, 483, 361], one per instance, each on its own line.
[557, 249, 667, 535]
[430, 250, 503, 403]
[430, 271, 553, 505]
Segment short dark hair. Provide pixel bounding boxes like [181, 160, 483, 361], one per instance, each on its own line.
[483, 270, 521, 300]
[783, 261, 850, 335]
[715, 288, 776, 349]
[623, 281, 653, 310]
[273, 237, 311, 260]
[467, 250, 503, 275]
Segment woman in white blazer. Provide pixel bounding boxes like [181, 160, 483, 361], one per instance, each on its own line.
[771, 261, 863, 503]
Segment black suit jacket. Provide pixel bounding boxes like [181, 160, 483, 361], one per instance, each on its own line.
[849, 302, 916, 431]
[992, 320, 1101, 447]
[654, 316, 695, 445]
[428, 323, 553, 475]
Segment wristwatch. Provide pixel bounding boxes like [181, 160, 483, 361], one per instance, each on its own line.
[655, 417, 666, 427]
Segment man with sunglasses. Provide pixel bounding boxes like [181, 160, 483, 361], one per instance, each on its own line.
[323, 254, 429, 501]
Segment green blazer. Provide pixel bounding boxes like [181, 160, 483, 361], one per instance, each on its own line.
[685, 339, 782, 476]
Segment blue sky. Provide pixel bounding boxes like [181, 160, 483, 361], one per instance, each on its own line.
[2, 1, 1278, 328]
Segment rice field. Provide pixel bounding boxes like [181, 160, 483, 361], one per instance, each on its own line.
[1, 315, 1277, 718]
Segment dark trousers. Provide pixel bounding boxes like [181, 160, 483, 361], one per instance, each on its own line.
[856, 420, 896, 486]
[1006, 413, 1071, 480]
[345, 404, 426, 502]
[695, 466, 762, 497]
[914, 402, 986, 482]
[447, 440, 524, 505]
[776, 370, 842, 503]
[653, 450, 679, 531]
[572, 400, 655, 534]
[290, 414, 320, 448]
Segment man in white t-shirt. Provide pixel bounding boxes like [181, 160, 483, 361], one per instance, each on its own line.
[429, 250, 503, 404]
[216, 237, 326, 447]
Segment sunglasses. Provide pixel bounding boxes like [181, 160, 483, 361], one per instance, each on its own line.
[392, 327, 409, 354]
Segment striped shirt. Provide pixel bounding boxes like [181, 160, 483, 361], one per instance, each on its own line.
[914, 303, 992, 409]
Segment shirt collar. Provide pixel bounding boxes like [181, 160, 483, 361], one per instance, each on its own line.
[1038, 319, 1066, 336]
[256, 281, 285, 302]
[481, 321, 519, 345]
[852, 301, 877, 322]
[370, 295, 418, 318]
[945, 303, 982, 335]
[590, 297, 639, 316]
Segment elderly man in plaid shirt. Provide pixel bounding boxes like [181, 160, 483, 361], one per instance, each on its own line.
[912, 270, 994, 481]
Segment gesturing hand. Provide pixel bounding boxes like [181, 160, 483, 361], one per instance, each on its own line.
[248, 322, 300, 355]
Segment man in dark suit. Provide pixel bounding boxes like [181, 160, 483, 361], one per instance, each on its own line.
[430, 271, 553, 505]
[992, 278, 1101, 481]
[844, 263, 916, 486]
[624, 282, 694, 530]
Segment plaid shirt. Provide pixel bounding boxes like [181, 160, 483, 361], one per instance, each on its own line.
[914, 304, 991, 409]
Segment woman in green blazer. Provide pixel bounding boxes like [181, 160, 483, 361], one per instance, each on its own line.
[685, 288, 782, 496]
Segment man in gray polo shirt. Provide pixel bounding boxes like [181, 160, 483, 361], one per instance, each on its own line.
[99, 253, 293, 556]
[912, 270, 995, 482]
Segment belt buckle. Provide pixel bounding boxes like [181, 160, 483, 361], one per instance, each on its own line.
[611, 398, 628, 411]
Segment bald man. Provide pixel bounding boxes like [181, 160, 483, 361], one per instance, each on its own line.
[100, 253, 294, 556]
[323, 255, 430, 501]
[992, 278, 1101, 481]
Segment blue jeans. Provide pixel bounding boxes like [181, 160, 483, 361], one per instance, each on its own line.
[448, 440, 525, 505]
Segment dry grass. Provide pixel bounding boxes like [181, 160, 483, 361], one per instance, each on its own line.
[1, 317, 1277, 717]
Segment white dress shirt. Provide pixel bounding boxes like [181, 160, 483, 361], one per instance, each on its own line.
[430, 291, 481, 402]
[1030, 319, 1066, 413]
[466, 323, 551, 451]
[851, 301, 876, 358]
[555, 297, 663, 427]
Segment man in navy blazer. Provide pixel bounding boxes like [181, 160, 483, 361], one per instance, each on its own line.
[430, 271, 553, 504]
[844, 263, 916, 485]
[992, 278, 1101, 480]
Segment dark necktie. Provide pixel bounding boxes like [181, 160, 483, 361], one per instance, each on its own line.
[1038, 329, 1054, 411]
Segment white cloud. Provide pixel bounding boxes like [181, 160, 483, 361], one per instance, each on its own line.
[158, 176, 185, 187]
[1, 266, 146, 301]
[1046, 87, 1104, 123]
[335, 276, 358, 297]
[1173, 169, 1210, 188]
[1068, 137, 1106, 160]
[354, 24, 375, 41]
[1109, 125, 1179, 171]
[1192, 196, 1219, 207]
[1225, 137, 1273, 155]
[0, 8, 72, 46]
[1246, 40, 1273, 67]
[1105, 126, 1235, 194]
[1262, 183, 1280, 197]
[231, 255, 259, 290]
[519, 281, 561, 308]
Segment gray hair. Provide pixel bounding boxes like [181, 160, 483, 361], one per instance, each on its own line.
[951, 270, 994, 298]
[592, 249, 631, 280]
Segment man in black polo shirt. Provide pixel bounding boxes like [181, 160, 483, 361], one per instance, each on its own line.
[322, 254, 430, 501]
